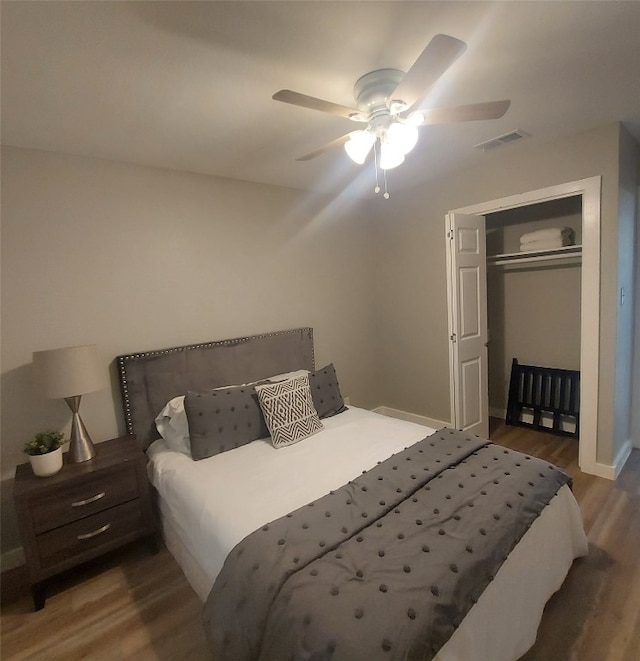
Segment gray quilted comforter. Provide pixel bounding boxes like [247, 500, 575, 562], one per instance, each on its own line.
[203, 428, 571, 661]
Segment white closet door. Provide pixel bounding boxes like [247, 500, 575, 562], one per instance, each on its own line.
[446, 212, 489, 437]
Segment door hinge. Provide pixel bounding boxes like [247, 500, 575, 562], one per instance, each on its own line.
[447, 230, 454, 239]
[450, 333, 457, 342]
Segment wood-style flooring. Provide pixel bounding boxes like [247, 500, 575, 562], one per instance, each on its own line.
[1, 420, 638, 660]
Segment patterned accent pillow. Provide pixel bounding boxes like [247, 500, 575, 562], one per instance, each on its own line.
[184, 386, 270, 461]
[309, 363, 348, 418]
[255, 374, 324, 448]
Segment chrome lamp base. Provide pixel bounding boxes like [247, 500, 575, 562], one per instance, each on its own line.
[65, 395, 96, 462]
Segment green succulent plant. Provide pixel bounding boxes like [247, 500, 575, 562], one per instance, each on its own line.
[24, 430, 65, 456]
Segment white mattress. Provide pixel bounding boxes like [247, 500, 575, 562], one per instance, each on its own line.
[147, 407, 587, 661]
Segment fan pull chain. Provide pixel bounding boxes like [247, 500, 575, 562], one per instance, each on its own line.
[372, 140, 390, 199]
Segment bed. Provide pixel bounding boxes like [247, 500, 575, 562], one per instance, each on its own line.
[117, 328, 587, 661]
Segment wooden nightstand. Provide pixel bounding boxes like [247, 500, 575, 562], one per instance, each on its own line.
[13, 435, 157, 610]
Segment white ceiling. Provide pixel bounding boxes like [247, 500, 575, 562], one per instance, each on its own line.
[2, 1, 639, 198]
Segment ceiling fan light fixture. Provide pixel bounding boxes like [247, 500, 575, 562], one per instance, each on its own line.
[388, 99, 408, 115]
[387, 121, 419, 155]
[273, 33, 512, 197]
[344, 130, 375, 164]
[379, 138, 405, 170]
[405, 110, 425, 126]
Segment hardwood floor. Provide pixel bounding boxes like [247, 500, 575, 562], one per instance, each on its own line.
[0, 542, 210, 660]
[1, 421, 638, 660]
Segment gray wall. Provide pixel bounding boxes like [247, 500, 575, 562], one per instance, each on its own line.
[634, 176, 640, 449]
[0, 146, 378, 555]
[372, 122, 638, 467]
[615, 127, 640, 453]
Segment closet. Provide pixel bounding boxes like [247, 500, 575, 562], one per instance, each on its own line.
[485, 196, 583, 433]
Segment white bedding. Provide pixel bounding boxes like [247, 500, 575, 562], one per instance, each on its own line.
[147, 406, 587, 661]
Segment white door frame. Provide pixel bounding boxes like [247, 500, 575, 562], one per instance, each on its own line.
[447, 176, 601, 476]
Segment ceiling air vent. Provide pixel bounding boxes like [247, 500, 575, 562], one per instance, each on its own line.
[474, 130, 529, 152]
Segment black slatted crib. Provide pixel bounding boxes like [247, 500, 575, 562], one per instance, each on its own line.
[505, 358, 580, 439]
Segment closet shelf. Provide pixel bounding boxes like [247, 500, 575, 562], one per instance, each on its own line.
[488, 244, 582, 267]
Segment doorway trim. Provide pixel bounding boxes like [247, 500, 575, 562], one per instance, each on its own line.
[447, 176, 601, 476]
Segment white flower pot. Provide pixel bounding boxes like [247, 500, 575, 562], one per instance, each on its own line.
[28, 447, 63, 477]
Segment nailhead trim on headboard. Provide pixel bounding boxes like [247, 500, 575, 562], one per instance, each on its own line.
[116, 328, 315, 446]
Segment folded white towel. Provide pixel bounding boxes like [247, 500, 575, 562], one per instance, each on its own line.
[520, 227, 575, 244]
[519, 238, 570, 252]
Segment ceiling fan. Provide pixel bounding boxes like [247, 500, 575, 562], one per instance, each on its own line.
[273, 34, 510, 175]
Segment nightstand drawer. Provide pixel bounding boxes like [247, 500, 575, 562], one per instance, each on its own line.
[31, 465, 139, 533]
[36, 499, 144, 569]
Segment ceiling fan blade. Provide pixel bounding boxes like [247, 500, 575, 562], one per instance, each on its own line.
[296, 133, 352, 161]
[392, 34, 467, 109]
[414, 100, 511, 125]
[273, 90, 359, 120]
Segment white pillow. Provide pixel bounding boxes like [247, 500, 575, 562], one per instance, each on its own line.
[155, 396, 191, 456]
[267, 369, 309, 382]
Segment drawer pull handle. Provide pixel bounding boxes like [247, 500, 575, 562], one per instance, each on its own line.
[77, 523, 111, 540]
[71, 492, 106, 507]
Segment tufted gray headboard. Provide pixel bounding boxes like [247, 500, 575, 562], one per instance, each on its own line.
[116, 327, 315, 449]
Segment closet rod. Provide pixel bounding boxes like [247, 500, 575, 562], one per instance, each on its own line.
[488, 246, 582, 267]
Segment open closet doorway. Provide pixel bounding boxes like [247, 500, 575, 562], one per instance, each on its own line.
[445, 177, 601, 476]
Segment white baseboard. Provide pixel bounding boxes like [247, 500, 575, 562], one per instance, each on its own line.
[372, 406, 450, 430]
[583, 438, 633, 480]
[373, 407, 633, 482]
[611, 439, 633, 479]
[1, 547, 25, 572]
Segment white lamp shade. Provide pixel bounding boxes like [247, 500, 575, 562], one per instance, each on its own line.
[379, 139, 405, 170]
[33, 344, 106, 399]
[344, 130, 375, 164]
[387, 121, 419, 155]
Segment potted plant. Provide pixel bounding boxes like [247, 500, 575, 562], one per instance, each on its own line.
[24, 430, 65, 477]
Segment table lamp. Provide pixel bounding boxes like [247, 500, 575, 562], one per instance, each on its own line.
[33, 344, 106, 463]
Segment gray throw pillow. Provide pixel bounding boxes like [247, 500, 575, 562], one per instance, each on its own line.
[309, 363, 347, 418]
[184, 386, 269, 461]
